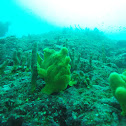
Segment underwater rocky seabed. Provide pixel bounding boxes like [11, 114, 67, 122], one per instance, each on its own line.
[0, 28, 126, 126]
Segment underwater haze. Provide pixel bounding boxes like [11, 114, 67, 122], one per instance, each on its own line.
[0, 0, 57, 37]
[1, 0, 126, 125]
[0, 0, 126, 39]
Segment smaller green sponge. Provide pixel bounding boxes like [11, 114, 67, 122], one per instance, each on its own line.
[109, 72, 126, 116]
[115, 87, 126, 116]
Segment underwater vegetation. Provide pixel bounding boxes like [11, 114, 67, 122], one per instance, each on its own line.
[0, 27, 126, 125]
